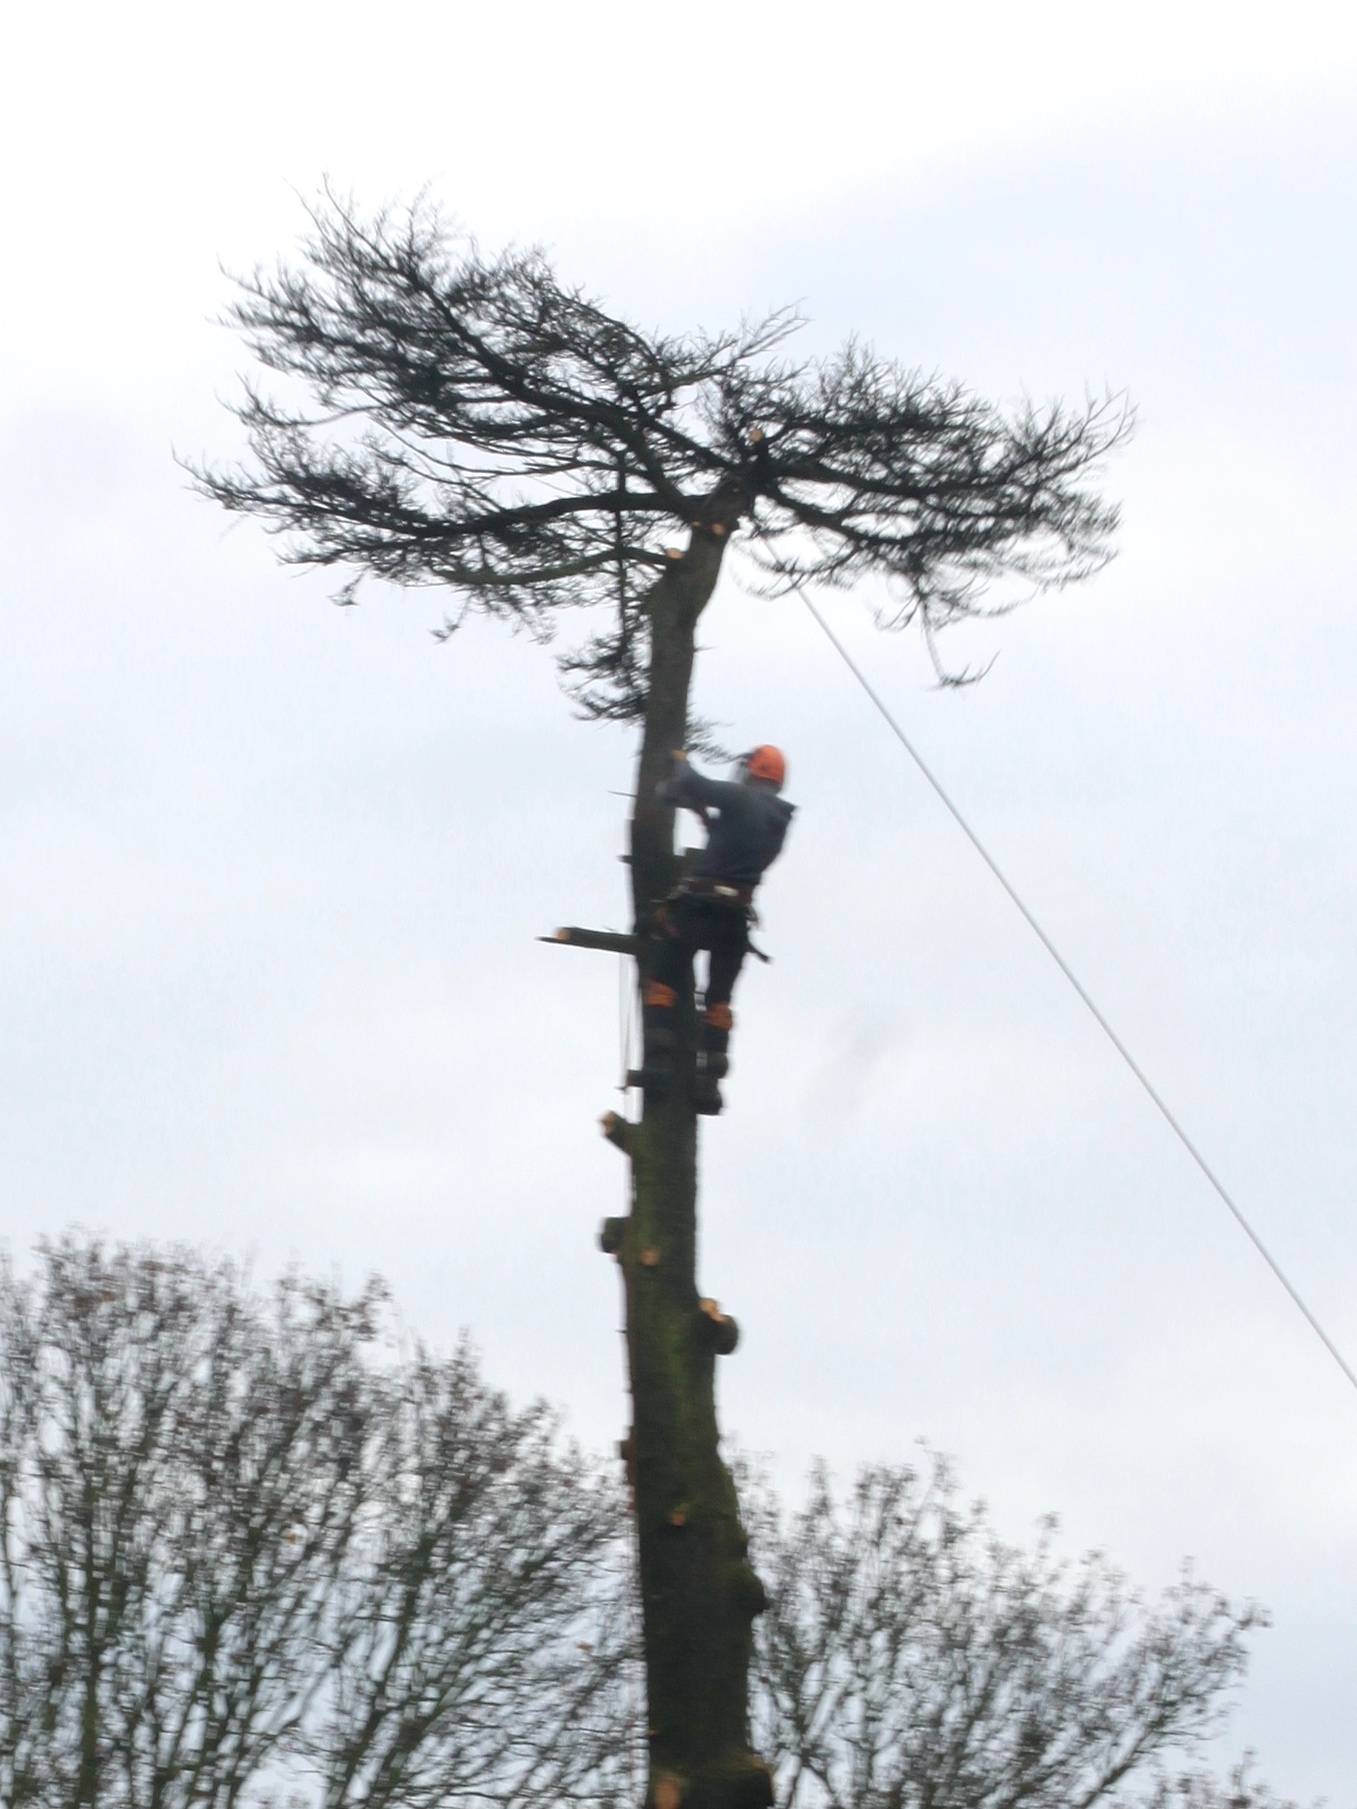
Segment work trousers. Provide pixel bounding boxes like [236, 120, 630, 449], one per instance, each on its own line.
[652, 894, 749, 1009]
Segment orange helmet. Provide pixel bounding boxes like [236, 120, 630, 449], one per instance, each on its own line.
[744, 744, 787, 788]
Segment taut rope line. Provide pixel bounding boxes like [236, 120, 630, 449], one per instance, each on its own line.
[795, 582, 1357, 1400]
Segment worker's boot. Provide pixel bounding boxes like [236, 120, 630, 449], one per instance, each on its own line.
[636, 982, 678, 1098]
[695, 1002, 732, 1116]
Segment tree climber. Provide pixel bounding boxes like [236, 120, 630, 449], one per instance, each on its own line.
[641, 746, 795, 1114]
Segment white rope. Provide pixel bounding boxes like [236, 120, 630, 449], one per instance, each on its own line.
[795, 582, 1357, 1400]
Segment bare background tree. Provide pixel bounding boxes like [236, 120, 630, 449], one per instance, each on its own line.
[0, 1237, 632, 1809]
[0, 1239, 1307, 1808]
[192, 191, 1133, 1809]
[743, 1458, 1293, 1809]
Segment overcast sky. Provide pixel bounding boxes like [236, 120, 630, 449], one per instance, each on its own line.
[3, 2, 1357, 1797]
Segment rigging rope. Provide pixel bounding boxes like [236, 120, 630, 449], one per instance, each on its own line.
[794, 582, 1357, 1400]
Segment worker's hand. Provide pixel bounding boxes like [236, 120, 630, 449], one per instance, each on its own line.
[670, 748, 688, 763]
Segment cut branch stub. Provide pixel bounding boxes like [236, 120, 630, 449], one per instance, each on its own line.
[698, 1297, 740, 1356]
[544, 926, 643, 956]
[654, 1776, 682, 1809]
[600, 1111, 635, 1154]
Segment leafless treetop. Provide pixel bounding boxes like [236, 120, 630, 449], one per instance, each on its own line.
[194, 191, 1131, 714]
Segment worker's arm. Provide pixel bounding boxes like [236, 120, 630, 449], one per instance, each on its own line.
[656, 751, 728, 812]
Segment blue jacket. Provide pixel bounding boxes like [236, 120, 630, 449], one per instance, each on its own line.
[656, 761, 795, 885]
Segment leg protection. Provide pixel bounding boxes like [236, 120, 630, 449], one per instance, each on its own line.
[705, 933, 747, 1022]
[700, 1001, 733, 1079]
[694, 915, 745, 1116]
[694, 1077, 724, 1115]
[694, 1001, 732, 1113]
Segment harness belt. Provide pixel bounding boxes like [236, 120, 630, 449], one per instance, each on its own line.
[665, 876, 772, 963]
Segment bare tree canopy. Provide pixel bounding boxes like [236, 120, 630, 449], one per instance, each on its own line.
[0, 1237, 633, 1808]
[193, 191, 1130, 712]
[0, 1240, 1301, 1809]
[745, 1459, 1290, 1809]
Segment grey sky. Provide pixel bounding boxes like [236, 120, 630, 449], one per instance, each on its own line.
[3, 2, 1356, 1797]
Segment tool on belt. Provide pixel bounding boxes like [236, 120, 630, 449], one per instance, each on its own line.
[662, 876, 772, 962]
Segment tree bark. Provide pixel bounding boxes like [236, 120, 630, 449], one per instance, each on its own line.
[613, 525, 773, 1809]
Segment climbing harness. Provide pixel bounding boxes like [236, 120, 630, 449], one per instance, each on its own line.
[660, 878, 772, 964]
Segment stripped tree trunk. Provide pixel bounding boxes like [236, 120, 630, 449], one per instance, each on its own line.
[605, 518, 773, 1809]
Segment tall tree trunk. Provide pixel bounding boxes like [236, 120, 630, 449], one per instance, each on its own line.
[611, 527, 773, 1809]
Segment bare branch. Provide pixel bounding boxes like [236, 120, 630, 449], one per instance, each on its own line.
[191, 192, 1130, 721]
[744, 1454, 1275, 1809]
